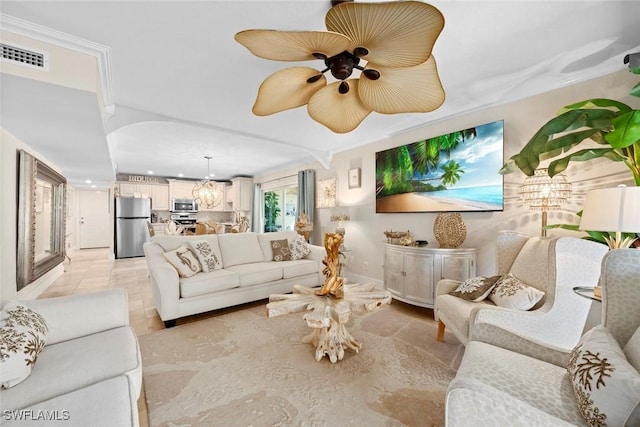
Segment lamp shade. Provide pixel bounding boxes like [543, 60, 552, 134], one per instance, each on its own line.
[519, 168, 572, 211]
[580, 185, 640, 233]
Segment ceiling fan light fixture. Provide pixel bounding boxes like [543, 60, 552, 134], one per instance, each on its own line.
[308, 79, 372, 133]
[253, 67, 327, 116]
[236, 1, 445, 132]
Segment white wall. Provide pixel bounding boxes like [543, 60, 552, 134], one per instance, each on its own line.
[256, 69, 637, 281]
[1, 129, 66, 303]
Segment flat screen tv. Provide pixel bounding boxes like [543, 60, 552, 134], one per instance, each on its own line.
[376, 120, 504, 213]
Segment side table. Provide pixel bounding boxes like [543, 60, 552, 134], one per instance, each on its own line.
[573, 286, 602, 302]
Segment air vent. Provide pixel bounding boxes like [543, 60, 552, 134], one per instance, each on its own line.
[1, 43, 49, 70]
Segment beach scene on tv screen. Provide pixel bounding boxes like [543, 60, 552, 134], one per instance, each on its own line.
[376, 120, 504, 213]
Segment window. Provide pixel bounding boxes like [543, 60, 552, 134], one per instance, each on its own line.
[260, 177, 298, 233]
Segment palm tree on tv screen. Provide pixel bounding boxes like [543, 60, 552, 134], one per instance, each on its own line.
[376, 128, 476, 196]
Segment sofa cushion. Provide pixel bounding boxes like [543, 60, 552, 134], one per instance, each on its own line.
[624, 325, 640, 372]
[162, 245, 202, 278]
[281, 259, 319, 279]
[225, 263, 283, 287]
[179, 269, 240, 298]
[452, 341, 585, 424]
[270, 239, 291, 261]
[0, 302, 50, 389]
[188, 239, 223, 272]
[257, 231, 299, 262]
[217, 233, 264, 267]
[567, 325, 640, 427]
[437, 295, 493, 339]
[3, 376, 138, 427]
[450, 275, 501, 302]
[289, 234, 312, 260]
[0, 326, 139, 412]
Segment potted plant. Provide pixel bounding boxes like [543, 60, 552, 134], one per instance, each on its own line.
[499, 55, 639, 245]
[499, 56, 640, 184]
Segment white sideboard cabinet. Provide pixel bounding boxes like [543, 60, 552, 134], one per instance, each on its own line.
[383, 243, 476, 308]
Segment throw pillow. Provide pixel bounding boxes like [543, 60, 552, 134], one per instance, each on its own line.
[0, 302, 50, 389]
[488, 274, 544, 310]
[271, 239, 291, 262]
[449, 275, 501, 302]
[289, 234, 311, 260]
[624, 325, 640, 372]
[567, 325, 640, 426]
[189, 239, 222, 272]
[162, 245, 202, 277]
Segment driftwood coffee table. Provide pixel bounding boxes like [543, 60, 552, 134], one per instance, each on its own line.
[267, 283, 392, 363]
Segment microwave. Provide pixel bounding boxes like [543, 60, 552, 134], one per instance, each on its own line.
[171, 198, 198, 213]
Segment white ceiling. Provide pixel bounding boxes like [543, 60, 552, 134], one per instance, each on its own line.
[2, 1, 639, 188]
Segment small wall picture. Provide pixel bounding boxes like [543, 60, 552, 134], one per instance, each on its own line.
[348, 168, 361, 189]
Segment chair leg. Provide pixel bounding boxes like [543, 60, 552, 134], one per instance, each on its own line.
[437, 320, 446, 342]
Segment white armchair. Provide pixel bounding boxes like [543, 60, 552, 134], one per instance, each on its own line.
[435, 231, 608, 351]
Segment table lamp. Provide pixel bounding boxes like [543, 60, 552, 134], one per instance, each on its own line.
[519, 168, 572, 237]
[580, 184, 640, 249]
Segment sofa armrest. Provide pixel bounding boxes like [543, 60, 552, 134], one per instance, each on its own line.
[470, 323, 571, 367]
[304, 244, 325, 261]
[23, 289, 129, 346]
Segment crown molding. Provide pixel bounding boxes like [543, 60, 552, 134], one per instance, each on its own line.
[1, 13, 115, 119]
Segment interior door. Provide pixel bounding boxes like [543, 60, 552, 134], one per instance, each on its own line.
[79, 190, 110, 249]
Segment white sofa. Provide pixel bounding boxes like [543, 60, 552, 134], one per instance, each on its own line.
[0, 289, 142, 426]
[143, 231, 325, 327]
[445, 248, 640, 426]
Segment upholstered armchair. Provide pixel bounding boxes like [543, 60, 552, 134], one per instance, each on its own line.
[444, 248, 640, 426]
[435, 231, 608, 352]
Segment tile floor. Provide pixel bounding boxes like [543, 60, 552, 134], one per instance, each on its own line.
[39, 247, 462, 426]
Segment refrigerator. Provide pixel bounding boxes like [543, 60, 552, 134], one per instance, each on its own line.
[115, 197, 151, 259]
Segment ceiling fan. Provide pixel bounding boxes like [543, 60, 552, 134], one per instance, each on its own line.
[235, 0, 445, 133]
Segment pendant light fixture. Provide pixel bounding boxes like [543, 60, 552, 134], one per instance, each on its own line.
[192, 156, 223, 209]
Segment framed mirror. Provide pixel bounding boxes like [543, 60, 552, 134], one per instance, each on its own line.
[16, 150, 67, 291]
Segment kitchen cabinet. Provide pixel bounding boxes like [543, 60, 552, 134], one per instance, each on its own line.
[168, 180, 196, 200]
[150, 185, 169, 210]
[383, 243, 476, 309]
[118, 183, 151, 197]
[230, 177, 253, 211]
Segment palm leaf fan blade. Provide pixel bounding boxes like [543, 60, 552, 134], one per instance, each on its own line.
[235, 30, 351, 61]
[358, 56, 445, 114]
[307, 80, 372, 133]
[253, 67, 326, 116]
[325, 1, 444, 67]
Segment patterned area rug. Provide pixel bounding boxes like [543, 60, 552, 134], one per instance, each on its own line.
[139, 301, 463, 426]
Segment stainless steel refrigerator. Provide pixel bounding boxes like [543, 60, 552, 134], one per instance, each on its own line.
[115, 197, 151, 259]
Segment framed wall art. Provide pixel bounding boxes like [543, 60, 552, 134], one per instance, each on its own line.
[348, 168, 361, 189]
[317, 177, 337, 208]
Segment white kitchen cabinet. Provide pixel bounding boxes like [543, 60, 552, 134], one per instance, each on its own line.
[168, 180, 196, 200]
[150, 185, 169, 210]
[117, 183, 151, 198]
[230, 177, 253, 211]
[383, 243, 476, 309]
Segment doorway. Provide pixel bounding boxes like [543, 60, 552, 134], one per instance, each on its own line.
[261, 184, 298, 233]
[78, 190, 110, 249]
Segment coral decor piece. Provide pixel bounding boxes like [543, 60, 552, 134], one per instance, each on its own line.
[316, 232, 345, 298]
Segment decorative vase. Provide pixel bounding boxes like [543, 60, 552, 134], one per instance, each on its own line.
[433, 213, 467, 248]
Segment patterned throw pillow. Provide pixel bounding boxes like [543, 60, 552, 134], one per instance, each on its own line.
[567, 325, 640, 426]
[189, 239, 222, 272]
[488, 273, 545, 310]
[449, 275, 501, 302]
[271, 239, 291, 261]
[289, 234, 311, 260]
[0, 303, 50, 389]
[162, 245, 202, 277]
